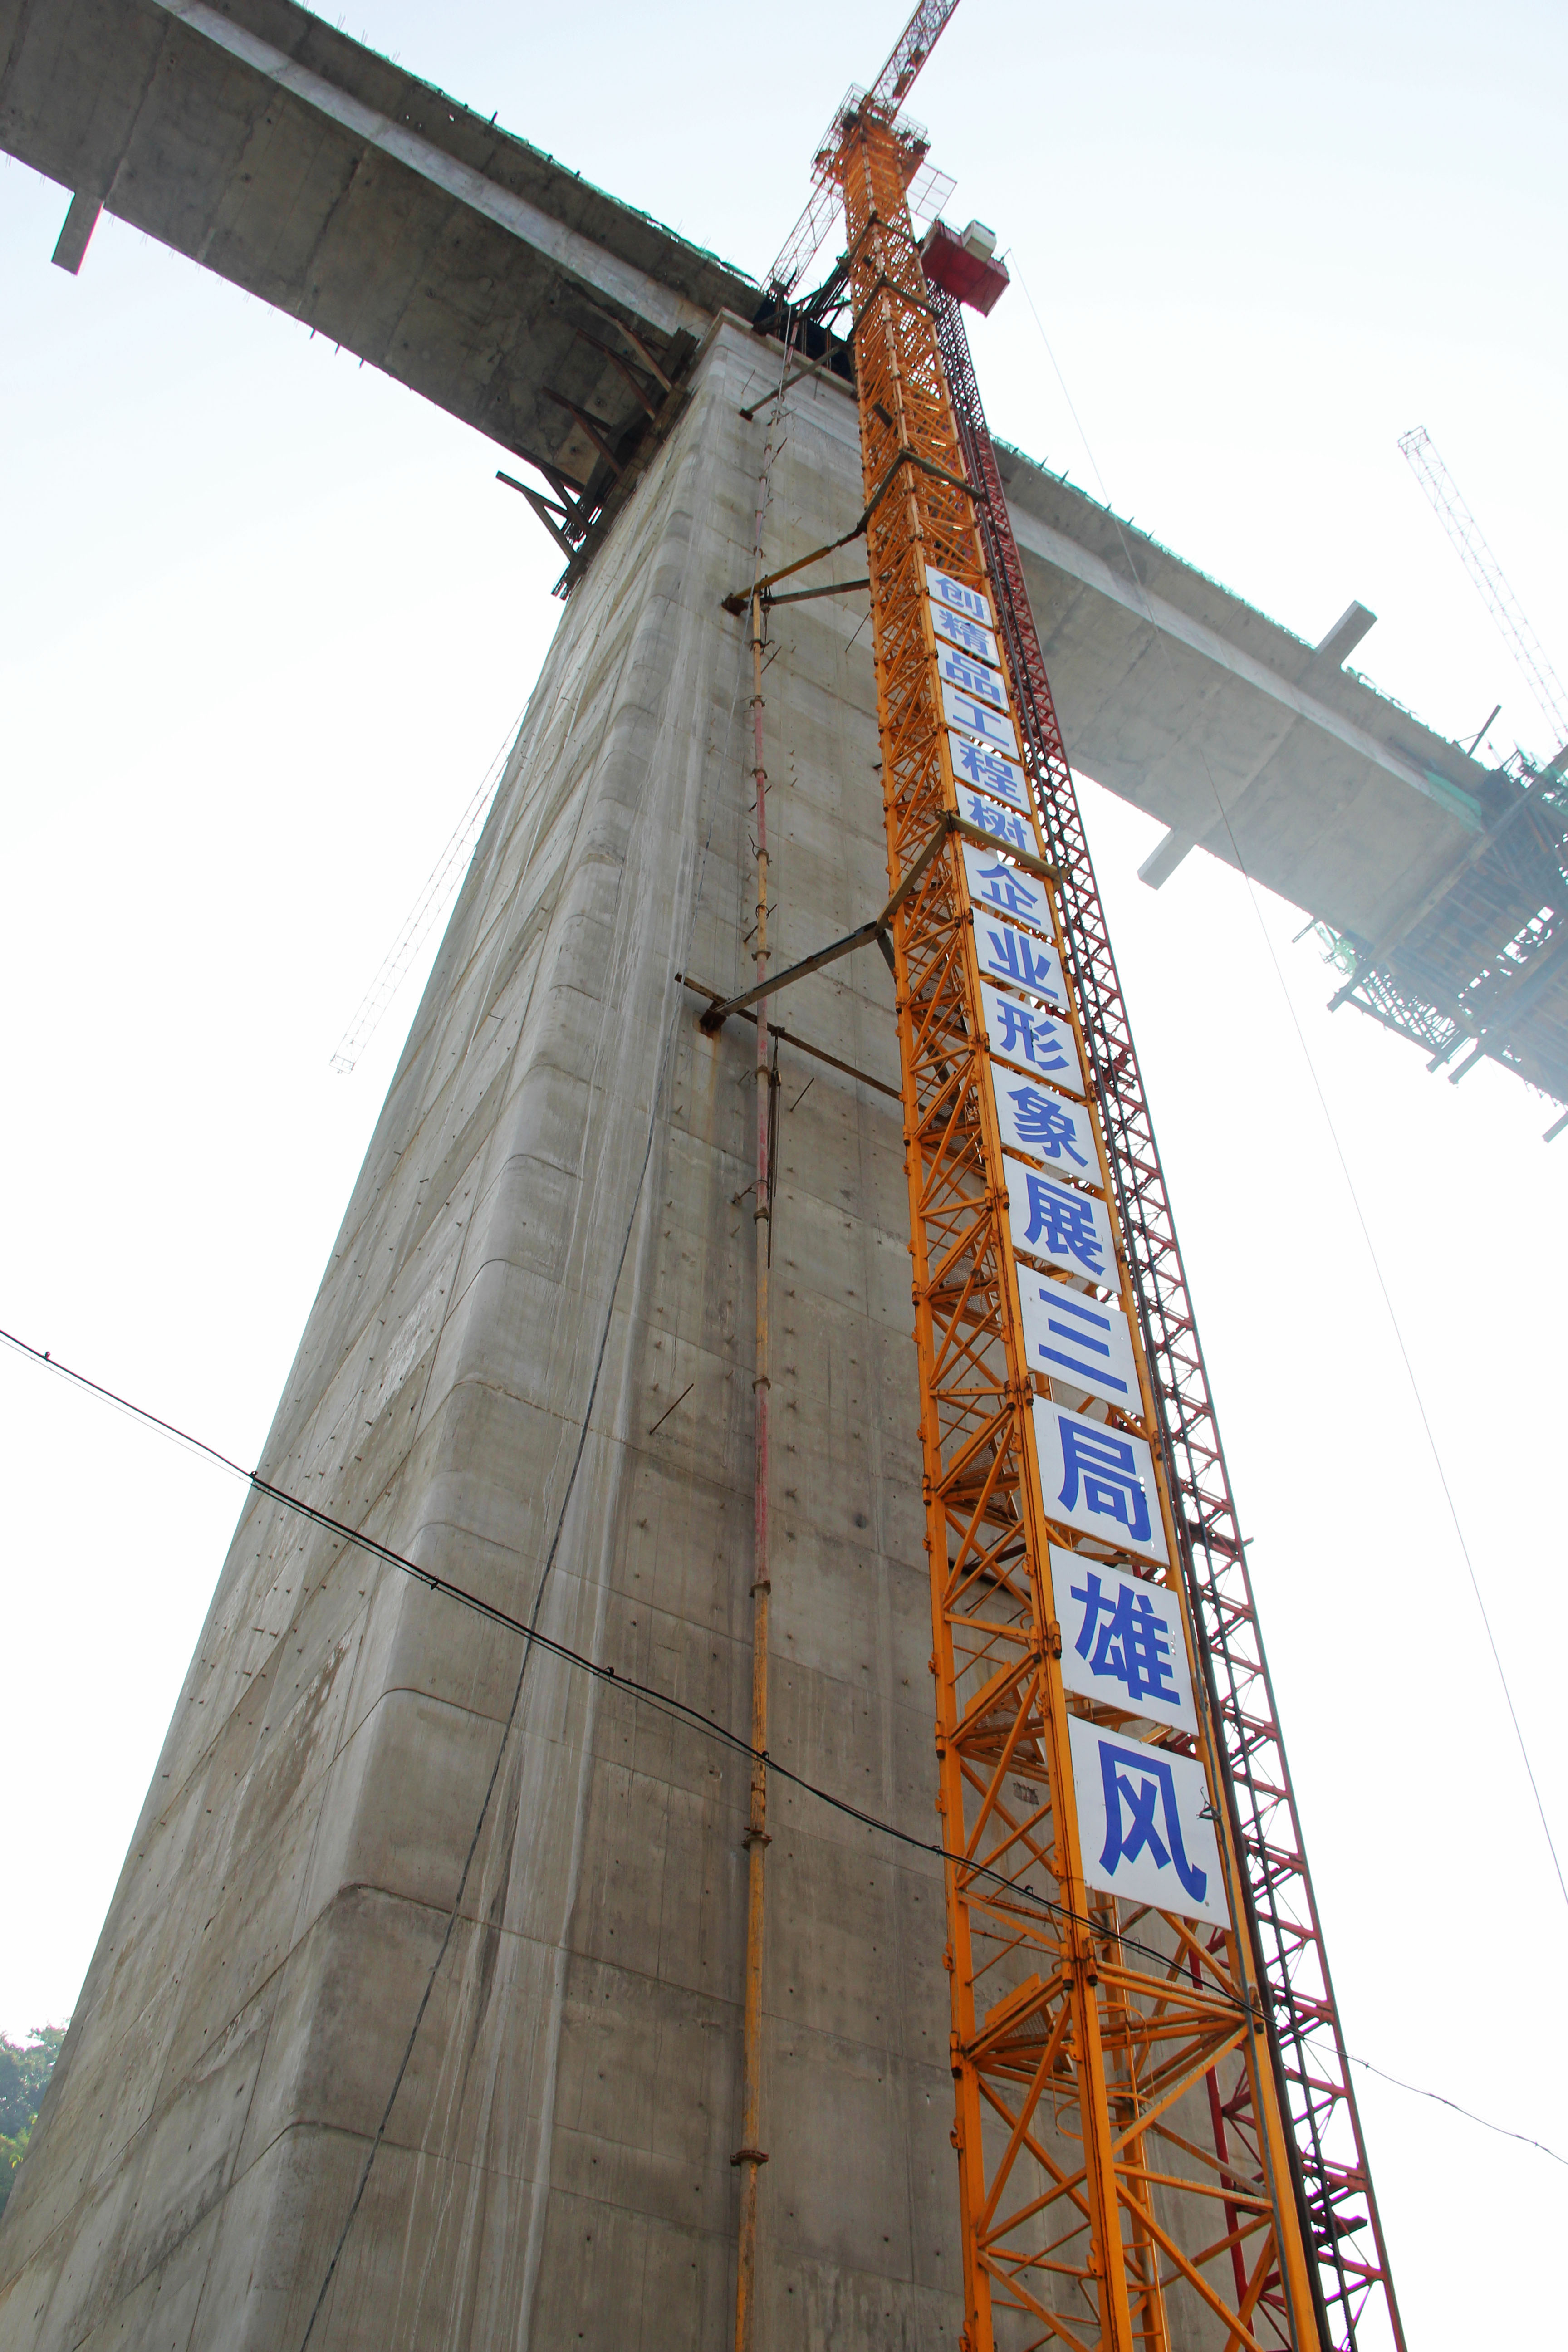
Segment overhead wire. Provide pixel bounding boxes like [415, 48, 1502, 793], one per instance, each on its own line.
[1344, 2054, 1567, 2171]
[0, 1321, 1267, 1995]
[1007, 259, 1568, 1916]
[5, 1318, 1565, 2175]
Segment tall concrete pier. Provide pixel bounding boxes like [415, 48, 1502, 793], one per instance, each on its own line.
[0, 321, 958, 2348]
[6, 7, 1548, 2344]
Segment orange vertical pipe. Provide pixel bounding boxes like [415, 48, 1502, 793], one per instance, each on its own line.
[733, 345, 785, 2350]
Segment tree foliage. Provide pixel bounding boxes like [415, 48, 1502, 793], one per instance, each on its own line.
[0, 2025, 66, 2220]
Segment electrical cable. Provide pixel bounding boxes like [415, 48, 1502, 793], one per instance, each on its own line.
[6, 1318, 1566, 2177]
[1344, 2054, 1567, 2171]
[0, 1324, 1228, 1992]
[1009, 260, 1568, 1916]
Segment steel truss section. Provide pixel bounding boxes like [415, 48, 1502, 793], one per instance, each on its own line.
[836, 105, 1329, 2352]
[929, 283, 1405, 2352]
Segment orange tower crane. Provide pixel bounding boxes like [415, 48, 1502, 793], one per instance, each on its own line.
[758, 10, 1406, 2344]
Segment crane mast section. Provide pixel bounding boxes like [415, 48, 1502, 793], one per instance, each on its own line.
[835, 108, 1320, 2352]
[937, 293, 1406, 2352]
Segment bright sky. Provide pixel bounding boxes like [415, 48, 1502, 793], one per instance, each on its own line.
[1, 2, 1563, 2342]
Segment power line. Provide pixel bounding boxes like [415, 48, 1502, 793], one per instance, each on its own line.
[1346, 2054, 1567, 2172]
[0, 1320, 1190, 1990]
[4, 1319, 1565, 2176]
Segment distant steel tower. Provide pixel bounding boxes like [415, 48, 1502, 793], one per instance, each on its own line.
[1400, 424, 1568, 764]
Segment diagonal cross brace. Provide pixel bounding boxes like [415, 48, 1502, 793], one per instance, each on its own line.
[721, 443, 985, 615]
[699, 816, 1058, 1032]
[701, 915, 893, 1033]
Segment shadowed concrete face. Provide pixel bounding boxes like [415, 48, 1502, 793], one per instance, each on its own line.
[0, 318, 964, 2352]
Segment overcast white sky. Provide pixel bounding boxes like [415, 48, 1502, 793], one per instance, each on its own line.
[2, 2, 1563, 2341]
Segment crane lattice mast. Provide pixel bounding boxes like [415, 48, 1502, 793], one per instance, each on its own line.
[794, 20, 1404, 2345]
[1401, 423, 1568, 763]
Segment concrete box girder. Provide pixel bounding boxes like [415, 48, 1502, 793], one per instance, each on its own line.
[0, 0, 1506, 976]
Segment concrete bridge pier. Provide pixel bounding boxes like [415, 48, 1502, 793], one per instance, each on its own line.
[0, 318, 960, 2352]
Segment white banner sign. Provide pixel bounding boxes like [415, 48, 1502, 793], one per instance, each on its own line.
[1007, 1161, 1114, 1284]
[991, 1068, 1099, 1182]
[976, 910, 1065, 1006]
[949, 730, 1029, 812]
[1049, 1546, 1196, 1731]
[942, 675, 1020, 755]
[926, 564, 994, 627]
[1033, 1397, 1168, 1565]
[963, 839, 1051, 934]
[959, 790, 1033, 856]
[1068, 1717, 1227, 1924]
[937, 644, 1009, 714]
[1018, 1271, 1139, 1412]
[932, 598, 1002, 670]
[981, 980, 1083, 1094]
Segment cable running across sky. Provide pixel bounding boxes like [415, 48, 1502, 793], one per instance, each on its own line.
[3, 1317, 1562, 2181]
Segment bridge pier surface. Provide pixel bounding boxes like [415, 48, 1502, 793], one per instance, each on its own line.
[0, 319, 963, 2351]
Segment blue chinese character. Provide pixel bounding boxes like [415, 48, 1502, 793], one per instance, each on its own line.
[950, 694, 1014, 746]
[982, 924, 1060, 999]
[966, 794, 1029, 852]
[1007, 1085, 1090, 1170]
[993, 999, 1070, 1074]
[1030, 1289, 1130, 1395]
[1057, 1419, 1153, 1545]
[973, 861, 1044, 922]
[940, 611, 992, 660]
[1022, 1172, 1105, 1275]
[941, 650, 1006, 708]
[953, 738, 1025, 807]
[1096, 1741, 1208, 1904]
[1070, 1572, 1180, 1705]
[932, 572, 987, 621]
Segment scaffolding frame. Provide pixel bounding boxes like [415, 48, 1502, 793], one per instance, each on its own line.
[1322, 755, 1568, 1111]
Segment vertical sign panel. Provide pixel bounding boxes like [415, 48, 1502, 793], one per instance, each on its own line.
[925, 564, 994, 623]
[949, 730, 1029, 813]
[962, 840, 1052, 933]
[975, 911, 1066, 1006]
[1068, 1717, 1228, 1925]
[980, 980, 1084, 1093]
[1049, 1545, 1197, 1730]
[1032, 1398, 1168, 1566]
[941, 676, 1021, 752]
[1007, 1161, 1115, 1284]
[959, 793, 1033, 855]
[931, 600, 1003, 669]
[1016, 1272, 1139, 1411]
[990, 1068, 1099, 1182]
